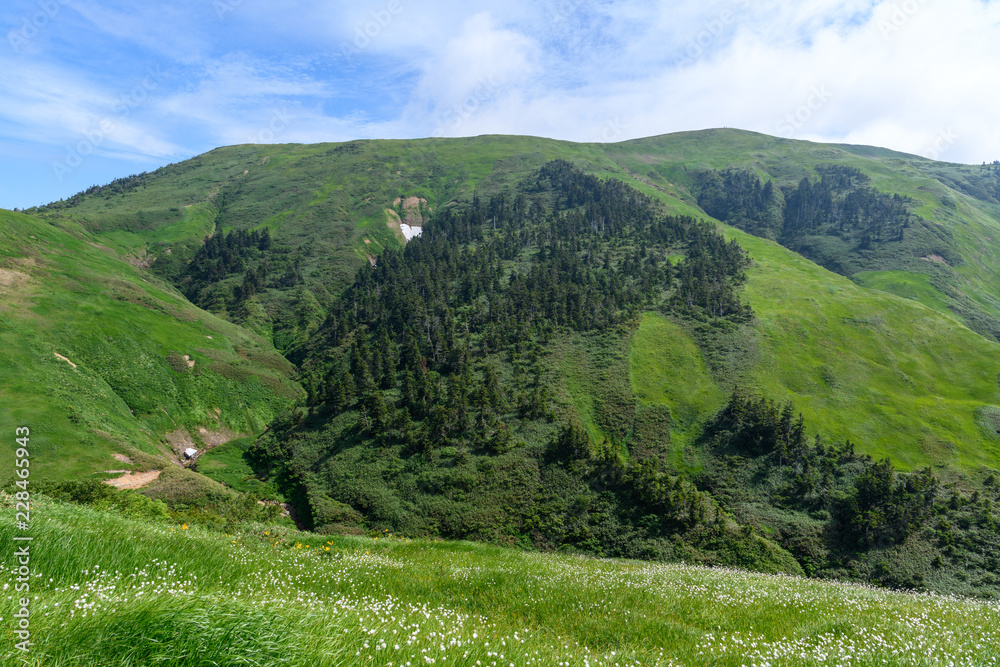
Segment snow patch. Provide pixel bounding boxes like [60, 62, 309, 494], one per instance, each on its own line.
[400, 223, 422, 241]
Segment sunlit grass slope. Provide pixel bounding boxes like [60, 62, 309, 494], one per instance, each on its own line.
[0, 210, 301, 483]
[629, 313, 725, 449]
[730, 228, 1000, 470]
[623, 223, 1000, 471]
[2, 494, 998, 666]
[604, 132, 1000, 472]
[851, 270, 953, 315]
[30, 138, 620, 289]
[611, 129, 1000, 330]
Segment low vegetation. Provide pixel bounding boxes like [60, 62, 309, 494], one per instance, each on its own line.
[2, 491, 998, 666]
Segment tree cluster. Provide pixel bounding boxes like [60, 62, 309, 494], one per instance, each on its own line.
[33, 172, 153, 211]
[302, 162, 751, 454]
[697, 165, 914, 247]
[972, 159, 1000, 203]
[707, 390, 939, 552]
[172, 226, 307, 307]
[324, 160, 750, 358]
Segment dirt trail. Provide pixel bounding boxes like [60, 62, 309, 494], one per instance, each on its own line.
[104, 470, 161, 490]
[0, 268, 30, 289]
[54, 352, 77, 368]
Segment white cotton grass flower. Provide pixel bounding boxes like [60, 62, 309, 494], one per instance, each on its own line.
[16, 494, 1000, 666]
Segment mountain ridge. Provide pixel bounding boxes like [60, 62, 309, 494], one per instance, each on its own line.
[6, 129, 1000, 594]
[13, 129, 1000, 474]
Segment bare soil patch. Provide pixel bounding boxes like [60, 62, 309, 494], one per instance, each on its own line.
[104, 470, 162, 490]
[53, 352, 77, 368]
[385, 208, 403, 236]
[400, 196, 427, 226]
[124, 252, 155, 270]
[0, 268, 30, 289]
[196, 425, 238, 447]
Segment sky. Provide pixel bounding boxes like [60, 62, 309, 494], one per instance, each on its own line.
[1, 0, 999, 210]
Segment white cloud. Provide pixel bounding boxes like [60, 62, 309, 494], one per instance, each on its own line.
[408, 11, 541, 138]
[70, 0, 211, 62]
[382, 0, 1000, 164]
[5, 0, 1000, 211]
[0, 57, 182, 157]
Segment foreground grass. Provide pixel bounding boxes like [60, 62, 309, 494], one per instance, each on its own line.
[2, 494, 998, 666]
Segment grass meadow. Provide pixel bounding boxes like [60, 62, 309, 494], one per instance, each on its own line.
[2, 493, 998, 666]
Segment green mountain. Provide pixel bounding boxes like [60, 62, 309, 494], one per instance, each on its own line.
[8, 128, 1000, 595]
[25, 130, 1000, 470]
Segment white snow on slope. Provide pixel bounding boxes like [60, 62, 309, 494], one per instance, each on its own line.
[400, 223, 422, 241]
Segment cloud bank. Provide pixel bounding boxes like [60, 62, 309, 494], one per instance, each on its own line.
[2, 0, 999, 207]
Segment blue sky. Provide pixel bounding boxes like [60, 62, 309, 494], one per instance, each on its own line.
[2, 0, 999, 210]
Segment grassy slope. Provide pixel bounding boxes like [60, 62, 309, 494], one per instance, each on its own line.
[731, 228, 1000, 470]
[195, 435, 283, 500]
[851, 270, 953, 315]
[33, 138, 613, 291]
[25, 129, 1000, 475]
[3, 494, 999, 666]
[604, 131, 1000, 472]
[0, 209, 302, 484]
[607, 130, 1000, 319]
[629, 313, 725, 451]
[621, 213, 1000, 472]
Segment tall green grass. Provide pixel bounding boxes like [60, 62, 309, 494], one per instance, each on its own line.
[852, 270, 953, 314]
[2, 494, 998, 666]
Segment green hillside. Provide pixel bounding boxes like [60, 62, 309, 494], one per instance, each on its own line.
[728, 228, 1000, 470]
[613, 130, 1000, 341]
[3, 491, 998, 666]
[27, 139, 606, 351]
[0, 209, 301, 487]
[26, 129, 1000, 474]
[10, 128, 1000, 594]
